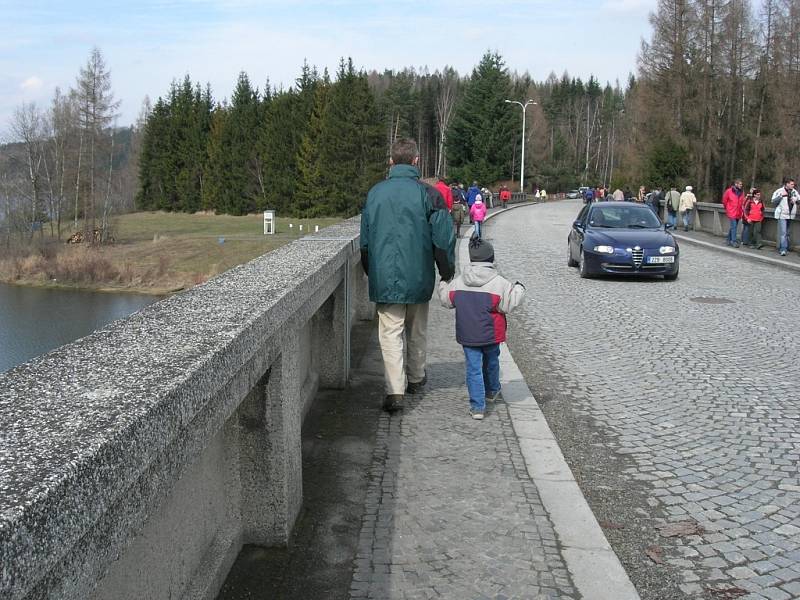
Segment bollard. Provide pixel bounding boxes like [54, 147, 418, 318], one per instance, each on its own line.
[315, 225, 319, 232]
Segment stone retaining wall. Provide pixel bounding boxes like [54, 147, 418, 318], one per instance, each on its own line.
[0, 218, 372, 600]
[663, 200, 798, 249]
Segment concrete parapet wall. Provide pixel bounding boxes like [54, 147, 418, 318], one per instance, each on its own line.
[0, 218, 372, 600]
[663, 200, 798, 249]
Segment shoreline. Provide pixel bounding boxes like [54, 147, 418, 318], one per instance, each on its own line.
[0, 277, 184, 297]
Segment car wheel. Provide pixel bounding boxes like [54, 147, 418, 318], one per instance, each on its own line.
[567, 243, 578, 267]
[579, 250, 592, 278]
[664, 265, 679, 281]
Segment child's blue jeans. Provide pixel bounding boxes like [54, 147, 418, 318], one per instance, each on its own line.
[463, 343, 501, 412]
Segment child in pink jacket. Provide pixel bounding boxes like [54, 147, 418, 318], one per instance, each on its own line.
[470, 195, 487, 238]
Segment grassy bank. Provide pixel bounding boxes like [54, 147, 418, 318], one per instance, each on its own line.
[0, 212, 342, 294]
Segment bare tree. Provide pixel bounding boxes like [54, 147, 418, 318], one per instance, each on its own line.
[434, 67, 460, 177]
[9, 102, 46, 240]
[73, 47, 120, 243]
[41, 87, 76, 239]
[751, 0, 779, 187]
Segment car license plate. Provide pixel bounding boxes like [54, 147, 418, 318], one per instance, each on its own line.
[647, 256, 674, 264]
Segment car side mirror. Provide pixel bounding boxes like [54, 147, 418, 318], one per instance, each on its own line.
[573, 219, 583, 230]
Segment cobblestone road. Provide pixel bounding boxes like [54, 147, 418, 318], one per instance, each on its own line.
[489, 200, 800, 600]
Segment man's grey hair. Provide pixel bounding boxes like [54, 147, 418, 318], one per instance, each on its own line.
[391, 138, 419, 165]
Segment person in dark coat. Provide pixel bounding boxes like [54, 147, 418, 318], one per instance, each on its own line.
[647, 188, 663, 217]
[467, 181, 481, 207]
[360, 138, 455, 413]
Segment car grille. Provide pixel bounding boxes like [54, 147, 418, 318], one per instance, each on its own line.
[632, 248, 644, 267]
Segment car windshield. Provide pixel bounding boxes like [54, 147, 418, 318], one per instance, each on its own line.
[587, 206, 661, 229]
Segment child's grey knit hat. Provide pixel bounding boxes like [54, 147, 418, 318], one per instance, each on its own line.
[469, 237, 494, 263]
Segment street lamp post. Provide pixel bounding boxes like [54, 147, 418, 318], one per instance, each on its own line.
[505, 99, 537, 193]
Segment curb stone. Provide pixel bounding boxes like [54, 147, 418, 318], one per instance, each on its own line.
[670, 231, 800, 274]
[470, 205, 641, 600]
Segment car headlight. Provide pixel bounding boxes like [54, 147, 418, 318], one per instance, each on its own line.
[592, 245, 614, 254]
[659, 246, 676, 254]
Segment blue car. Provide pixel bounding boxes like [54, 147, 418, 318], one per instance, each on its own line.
[567, 202, 680, 280]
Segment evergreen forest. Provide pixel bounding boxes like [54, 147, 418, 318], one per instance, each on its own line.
[5, 0, 800, 228]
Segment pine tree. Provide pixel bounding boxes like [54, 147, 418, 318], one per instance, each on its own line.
[317, 59, 385, 216]
[136, 97, 171, 210]
[203, 72, 261, 214]
[294, 77, 330, 217]
[447, 52, 516, 184]
[258, 63, 320, 215]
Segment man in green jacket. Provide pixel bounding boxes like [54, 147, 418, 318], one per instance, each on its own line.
[360, 138, 455, 413]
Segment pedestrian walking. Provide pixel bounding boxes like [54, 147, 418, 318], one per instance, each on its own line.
[453, 182, 467, 207]
[451, 193, 467, 238]
[679, 185, 697, 231]
[467, 181, 481, 208]
[438, 238, 526, 420]
[722, 178, 745, 247]
[771, 177, 799, 256]
[664, 186, 680, 229]
[499, 185, 511, 209]
[743, 189, 765, 249]
[470, 194, 487, 238]
[647, 188, 663, 216]
[637, 185, 646, 203]
[360, 138, 456, 413]
[435, 174, 453, 211]
[481, 187, 494, 208]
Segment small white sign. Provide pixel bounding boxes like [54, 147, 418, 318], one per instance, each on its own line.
[263, 210, 275, 235]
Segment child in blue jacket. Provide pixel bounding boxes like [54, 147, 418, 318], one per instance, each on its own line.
[438, 238, 526, 420]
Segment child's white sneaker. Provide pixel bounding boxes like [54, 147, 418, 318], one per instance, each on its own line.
[469, 409, 484, 420]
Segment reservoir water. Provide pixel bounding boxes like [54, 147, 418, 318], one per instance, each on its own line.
[0, 282, 160, 374]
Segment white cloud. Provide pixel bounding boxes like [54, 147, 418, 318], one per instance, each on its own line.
[20, 76, 43, 91]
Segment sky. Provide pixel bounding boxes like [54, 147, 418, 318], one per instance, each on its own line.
[0, 0, 657, 130]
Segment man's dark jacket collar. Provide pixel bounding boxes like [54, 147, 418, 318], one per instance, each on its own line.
[388, 164, 420, 179]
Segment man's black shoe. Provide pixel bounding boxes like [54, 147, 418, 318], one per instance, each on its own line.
[382, 394, 404, 413]
[405, 375, 427, 395]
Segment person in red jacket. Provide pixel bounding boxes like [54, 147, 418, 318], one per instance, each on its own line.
[499, 185, 511, 208]
[722, 178, 745, 247]
[743, 188, 765, 249]
[434, 174, 454, 211]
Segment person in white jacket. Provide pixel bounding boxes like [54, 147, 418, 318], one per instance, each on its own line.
[438, 238, 526, 420]
[679, 185, 697, 231]
[771, 177, 799, 256]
